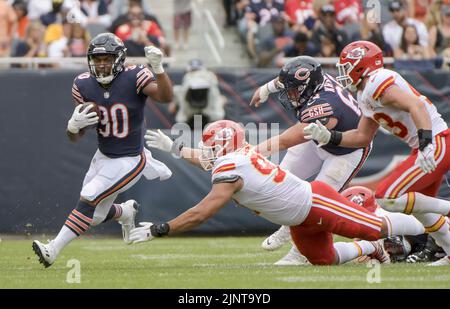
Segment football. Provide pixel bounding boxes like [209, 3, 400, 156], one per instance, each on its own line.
[79, 102, 100, 117]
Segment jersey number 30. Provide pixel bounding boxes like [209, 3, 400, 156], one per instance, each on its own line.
[98, 104, 129, 138]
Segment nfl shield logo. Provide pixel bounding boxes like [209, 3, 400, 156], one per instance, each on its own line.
[104, 92, 110, 99]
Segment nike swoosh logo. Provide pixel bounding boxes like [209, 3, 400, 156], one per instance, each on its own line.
[317, 218, 323, 225]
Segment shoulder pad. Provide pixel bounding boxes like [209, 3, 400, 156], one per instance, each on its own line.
[364, 69, 396, 101]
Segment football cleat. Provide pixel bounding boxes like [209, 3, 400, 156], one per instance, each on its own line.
[32, 240, 57, 268]
[427, 256, 450, 266]
[274, 246, 310, 266]
[261, 225, 291, 251]
[118, 200, 140, 244]
[368, 240, 391, 264]
[406, 248, 434, 263]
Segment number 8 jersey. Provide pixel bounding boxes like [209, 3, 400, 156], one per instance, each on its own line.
[72, 65, 155, 158]
[357, 68, 448, 148]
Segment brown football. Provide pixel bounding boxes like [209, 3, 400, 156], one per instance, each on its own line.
[79, 102, 100, 117]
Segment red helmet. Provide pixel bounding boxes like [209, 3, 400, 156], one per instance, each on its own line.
[199, 120, 246, 170]
[336, 40, 383, 90]
[341, 186, 377, 213]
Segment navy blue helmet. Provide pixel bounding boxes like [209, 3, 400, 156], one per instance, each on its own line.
[278, 56, 324, 110]
[87, 33, 127, 84]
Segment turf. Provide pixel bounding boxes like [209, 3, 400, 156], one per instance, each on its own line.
[0, 236, 449, 288]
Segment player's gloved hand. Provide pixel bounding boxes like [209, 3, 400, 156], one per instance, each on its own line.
[145, 129, 184, 156]
[415, 143, 436, 174]
[144, 46, 164, 74]
[250, 78, 281, 107]
[129, 222, 154, 244]
[67, 104, 99, 134]
[303, 120, 331, 147]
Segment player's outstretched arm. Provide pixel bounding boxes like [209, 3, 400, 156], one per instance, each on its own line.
[129, 181, 242, 243]
[142, 46, 173, 102]
[249, 77, 281, 107]
[66, 104, 99, 142]
[145, 129, 202, 167]
[256, 122, 309, 156]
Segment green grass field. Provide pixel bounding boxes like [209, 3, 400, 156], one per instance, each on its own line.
[1, 236, 449, 288]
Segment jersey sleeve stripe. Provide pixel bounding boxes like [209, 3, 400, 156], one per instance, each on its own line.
[213, 163, 236, 175]
[137, 75, 155, 94]
[72, 91, 84, 104]
[373, 77, 395, 100]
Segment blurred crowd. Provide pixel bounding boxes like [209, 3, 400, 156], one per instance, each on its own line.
[1, 0, 449, 70]
[224, 0, 450, 68]
[0, 0, 170, 60]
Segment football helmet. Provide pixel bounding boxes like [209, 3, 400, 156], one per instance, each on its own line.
[336, 40, 383, 91]
[87, 33, 127, 84]
[278, 56, 324, 110]
[341, 185, 377, 213]
[199, 120, 246, 170]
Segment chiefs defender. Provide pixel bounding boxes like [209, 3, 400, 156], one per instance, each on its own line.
[135, 120, 427, 266]
[32, 33, 173, 268]
[304, 40, 450, 266]
[249, 56, 371, 265]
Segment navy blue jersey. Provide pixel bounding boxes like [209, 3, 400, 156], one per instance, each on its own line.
[296, 74, 362, 155]
[72, 65, 155, 158]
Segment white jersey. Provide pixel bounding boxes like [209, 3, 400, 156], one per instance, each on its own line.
[211, 147, 312, 226]
[357, 69, 447, 149]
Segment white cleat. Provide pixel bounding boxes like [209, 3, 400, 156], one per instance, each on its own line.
[32, 240, 57, 268]
[274, 246, 310, 266]
[427, 256, 450, 266]
[118, 200, 140, 244]
[261, 225, 291, 251]
[369, 240, 391, 264]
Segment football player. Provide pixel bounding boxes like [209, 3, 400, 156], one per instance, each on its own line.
[303, 40, 450, 266]
[248, 56, 371, 265]
[342, 186, 445, 263]
[32, 33, 173, 268]
[136, 120, 428, 266]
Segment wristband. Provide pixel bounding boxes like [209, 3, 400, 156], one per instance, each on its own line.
[328, 130, 342, 146]
[417, 129, 432, 151]
[150, 223, 170, 237]
[267, 79, 279, 93]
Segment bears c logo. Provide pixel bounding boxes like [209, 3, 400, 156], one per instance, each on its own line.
[294, 68, 310, 81]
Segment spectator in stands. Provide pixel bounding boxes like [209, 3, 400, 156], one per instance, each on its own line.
[66, 22, 90, 57]
[335, 0, 363, 42]
[284, 0, 315, 35]
[394, 24, 432, 59]
[80, 0, 110, 26]
[40, 0, 65, 27]
[173, 0, 192, 50]
[238, 0, 286, 44]
[407, 0, 433, 23]
[256, 14, 294, 67]
[109, 0, 163, 40]
[44, 22, 68, 59]
[359, 11, 393, 56]
[109, 0, 152, 21]
[0, 0, 17, 57]
[12, 21, 46, 58]
[310, 4, 348, 57]
[115, 3, 168, 56]
[223, 0, 238, 27]
[382, 0, 428, 51]
[275, 31, 315, 67]
[172, 59, 226, 129]
[12, 0, 29, 40]
[27, 0, 52, 21]
[429, 4, 450, 58]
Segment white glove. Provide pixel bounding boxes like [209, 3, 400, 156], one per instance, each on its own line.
[67, 104, 99, 134]
[145, 129, 184, 156]
[303, 120, 331, 147]
[129, 222, 154, 244]
[144, 46, 164, 74]
[415, 143, 436, 174]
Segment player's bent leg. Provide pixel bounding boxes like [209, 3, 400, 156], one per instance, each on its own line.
[32, 199, 95, 268]
[333, 240, 390, 264]
[261, 225, 291, 251]
[378, 192, 450, 216]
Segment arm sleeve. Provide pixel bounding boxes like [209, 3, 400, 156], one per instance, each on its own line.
[299, 100, 335, 123]
[135, 65, 156, 95]
[71, 78, 85, 105]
